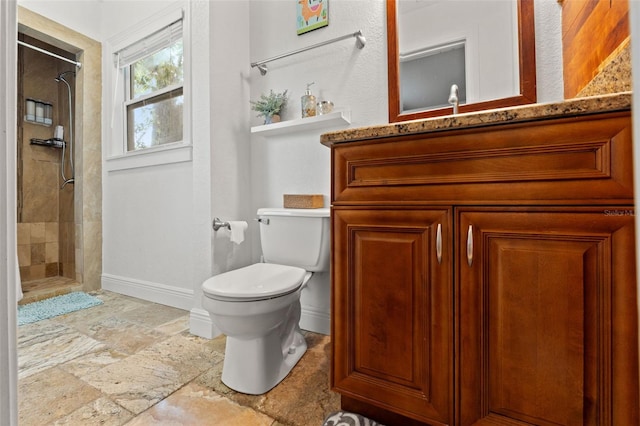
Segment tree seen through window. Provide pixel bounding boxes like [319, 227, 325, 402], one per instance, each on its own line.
[127, 39, 183, 151]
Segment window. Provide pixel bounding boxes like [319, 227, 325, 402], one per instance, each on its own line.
[117, 18, 184, 152]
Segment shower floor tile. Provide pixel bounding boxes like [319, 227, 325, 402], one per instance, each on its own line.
[20, 275, 82, 305]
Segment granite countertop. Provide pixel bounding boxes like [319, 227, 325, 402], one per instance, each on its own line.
[320, 92, 632, 146]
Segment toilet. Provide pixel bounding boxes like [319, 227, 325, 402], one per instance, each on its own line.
[201, 207, 330, 395]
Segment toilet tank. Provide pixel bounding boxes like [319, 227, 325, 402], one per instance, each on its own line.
[257, 207, 330, 272]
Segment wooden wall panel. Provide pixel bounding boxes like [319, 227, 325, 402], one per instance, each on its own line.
[562, 0, 629, 98]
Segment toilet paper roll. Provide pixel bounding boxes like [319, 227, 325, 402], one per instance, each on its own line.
[228, 221, 248, 244]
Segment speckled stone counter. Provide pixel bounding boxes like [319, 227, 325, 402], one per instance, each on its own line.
[320, 92, 631, 146]
[578, 39, 631, 98]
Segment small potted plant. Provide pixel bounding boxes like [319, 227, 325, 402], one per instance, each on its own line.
[250, 89, 288, 124]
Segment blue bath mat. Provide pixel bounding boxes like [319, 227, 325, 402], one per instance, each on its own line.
[18, 292, 103, 325]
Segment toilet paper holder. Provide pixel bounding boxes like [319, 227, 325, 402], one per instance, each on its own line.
[212, 217, 231, 231]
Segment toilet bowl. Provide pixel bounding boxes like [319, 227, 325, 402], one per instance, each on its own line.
[202, 207, 330, 395]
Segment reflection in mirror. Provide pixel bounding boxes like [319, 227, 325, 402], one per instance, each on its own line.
[401, 39, 467, 112]
[387, 0, 536, 122]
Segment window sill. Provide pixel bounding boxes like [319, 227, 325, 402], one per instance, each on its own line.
[106, 143, 192, 171]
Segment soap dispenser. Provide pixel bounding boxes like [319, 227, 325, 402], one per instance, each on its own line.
[301, 82, 316, 118]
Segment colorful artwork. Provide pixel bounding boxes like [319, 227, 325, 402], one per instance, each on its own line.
[297, 0, 328, 35]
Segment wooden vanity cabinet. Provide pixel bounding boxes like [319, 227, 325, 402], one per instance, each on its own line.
[458, 208, 637, 425]
[332, 207, 453, 424]
[329, 111, 638, 426]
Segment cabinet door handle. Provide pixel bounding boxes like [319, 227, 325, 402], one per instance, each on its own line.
[466, 225, 473, 267]
[436, 223, 443, 264]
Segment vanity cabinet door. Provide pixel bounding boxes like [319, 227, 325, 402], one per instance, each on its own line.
[332, 208, 453, 425]
[458, 208, 638, 426]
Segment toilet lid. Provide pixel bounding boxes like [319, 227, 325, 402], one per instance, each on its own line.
[202, 263, 307, 301]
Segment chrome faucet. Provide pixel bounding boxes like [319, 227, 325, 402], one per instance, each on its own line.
[448, 84, 459, 114]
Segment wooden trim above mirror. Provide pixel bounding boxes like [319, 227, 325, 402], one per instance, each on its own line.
[387, 0, 537, 122]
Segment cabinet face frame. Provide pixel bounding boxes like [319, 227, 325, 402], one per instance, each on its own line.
[456, 207, 638, 426]
[331, 207, 454, 425]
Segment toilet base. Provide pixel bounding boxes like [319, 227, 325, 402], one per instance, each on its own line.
[221, 327, 307, 395]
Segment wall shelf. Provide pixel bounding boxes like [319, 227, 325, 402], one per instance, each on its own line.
[251, 110, 351, 137]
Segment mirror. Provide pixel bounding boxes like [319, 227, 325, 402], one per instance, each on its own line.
[387, 0, 536, 122]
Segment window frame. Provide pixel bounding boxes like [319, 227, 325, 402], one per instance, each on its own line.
[106, 5, 191, 171]
[123, 33, 184, 152]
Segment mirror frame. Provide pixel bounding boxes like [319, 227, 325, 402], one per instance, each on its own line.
[387, 0, 537, 122]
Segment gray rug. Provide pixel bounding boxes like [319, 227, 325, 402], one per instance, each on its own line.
[323, 411, 385, 426]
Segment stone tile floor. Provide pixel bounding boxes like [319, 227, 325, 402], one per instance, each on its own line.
[18, 290, 340, 425]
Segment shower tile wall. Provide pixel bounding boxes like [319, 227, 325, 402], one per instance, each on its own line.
[17, 35, 76, 283]
[17, 222, 59, 281]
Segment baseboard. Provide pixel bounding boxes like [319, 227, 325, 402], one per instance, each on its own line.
[300, 305, 330, 335]
[189, 307, 222, 339]
[101, 273, 194, 311]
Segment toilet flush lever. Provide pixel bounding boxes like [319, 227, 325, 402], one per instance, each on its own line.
[256, 218, 270, 225]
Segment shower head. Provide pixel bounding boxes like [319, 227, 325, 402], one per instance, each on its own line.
[55, 70, 76, 82]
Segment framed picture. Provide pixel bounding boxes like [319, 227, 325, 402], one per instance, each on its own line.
[297, 0, 328, 35]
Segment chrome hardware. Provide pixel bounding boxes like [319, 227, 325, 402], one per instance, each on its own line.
[256, 218, 270, 225]
[436, 223, 443, 264]
[466, 225, 473, 267]
[212, 217, 230, 231]
[448, 84, 459, 114]
[251, 30, 366, 76]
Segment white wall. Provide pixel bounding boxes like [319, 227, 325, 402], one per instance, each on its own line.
[249, 0, 389, 333]
[101, 162, 197, 308]
[101, 2, 200, 313]
[16, 0, 173, 42]
[534, 0, 563, 102]
[192, 0, 252, 337]
[209, 0, 252, 278]
[17, 0, 102, 41]
[100, 1, 252, 338]
[249, 0, 388, 211]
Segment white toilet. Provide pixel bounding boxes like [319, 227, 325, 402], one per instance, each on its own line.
[201, 207, 330, 395]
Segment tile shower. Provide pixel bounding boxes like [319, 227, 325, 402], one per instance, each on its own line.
[17, 6, 104, 304]
[17, 35, 77, 298]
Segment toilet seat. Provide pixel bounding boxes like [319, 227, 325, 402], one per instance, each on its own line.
[203, 263, 307, 302]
